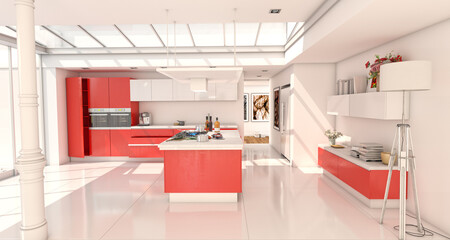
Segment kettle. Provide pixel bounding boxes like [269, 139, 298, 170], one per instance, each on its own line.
[140, 112, 151, 125]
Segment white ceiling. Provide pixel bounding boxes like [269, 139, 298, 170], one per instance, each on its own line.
[0, 0, 325, 25]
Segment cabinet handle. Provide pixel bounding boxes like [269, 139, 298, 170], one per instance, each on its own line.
[128, 144, 159, 146]
[110, 113, 130, 116]
[89, 113, 108, 116]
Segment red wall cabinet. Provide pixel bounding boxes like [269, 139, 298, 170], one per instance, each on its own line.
[110, 130, 131, 156]
[109, 78, 131, 108]
[88, 78, 110, 108]
[90, 129, 111, 156]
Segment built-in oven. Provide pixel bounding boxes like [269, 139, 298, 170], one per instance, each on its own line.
[89, 108, 110, 128]
[109, 108, 131, 127]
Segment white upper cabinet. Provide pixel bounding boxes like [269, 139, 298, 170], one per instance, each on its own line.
[215, 82, 238, 100]
[327, 95, 349, 116]
[130, 79, 238, 102]
[151, 79, 173, 101]
[130, 79, 152, 101]
[195, 82, 216, 101]
[172, 80, 195, 101]
[349, 92, 409, 120]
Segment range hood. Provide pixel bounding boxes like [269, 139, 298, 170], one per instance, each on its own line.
[156, 67, 243, 83]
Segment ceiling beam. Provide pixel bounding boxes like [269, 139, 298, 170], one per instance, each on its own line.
[77, 25, 106, 47]
[114, 24, 136, 47]
[0, 33, 47, 54]
[149, 24, 165, 47]
[41, 25, 77, 48]
[186, 24, 196, 47]
[286, 22, 299, 42]
[254, 23, 262, 46]
[5, 25, 47, 49]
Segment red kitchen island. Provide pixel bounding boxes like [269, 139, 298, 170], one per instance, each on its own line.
[158, 130, 243, 202]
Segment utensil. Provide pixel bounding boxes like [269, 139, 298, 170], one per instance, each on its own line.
[197, 134, 209, 142]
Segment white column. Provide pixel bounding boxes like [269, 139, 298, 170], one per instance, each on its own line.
[14, 0, 48, 239]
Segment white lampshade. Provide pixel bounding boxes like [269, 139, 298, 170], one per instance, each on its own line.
[380, 61, 432, 91]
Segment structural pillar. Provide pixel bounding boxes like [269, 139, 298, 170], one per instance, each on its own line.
[14, 0, 48, 239]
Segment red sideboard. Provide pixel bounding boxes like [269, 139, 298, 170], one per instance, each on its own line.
[318, 146, 406, 208]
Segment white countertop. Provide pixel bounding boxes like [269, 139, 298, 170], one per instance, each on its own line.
[131, 124, 237, 129]
[158, 130, 243, 150]
[319, 145, 390, 171]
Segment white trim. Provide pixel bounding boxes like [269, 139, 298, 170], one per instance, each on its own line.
[169, 193, 238, 203]
[128, 144, 159, 147]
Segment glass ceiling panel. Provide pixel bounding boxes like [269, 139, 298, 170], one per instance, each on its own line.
[0, 26, 17, 38]
[224, 23, 259, 46]
[81, 25, 132, 47]
[189, 24, 224, 46]
[153, 24, 193, 47]
[256, 23, 286, 46]
[46, 25, 101, 48]
[35, 26, 72, 48]
[117, 24, 163, 47]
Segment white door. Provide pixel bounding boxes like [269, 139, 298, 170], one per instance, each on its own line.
[280, 86, 291, 162]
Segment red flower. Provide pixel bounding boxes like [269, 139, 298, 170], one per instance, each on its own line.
[365, 61, 370, 68]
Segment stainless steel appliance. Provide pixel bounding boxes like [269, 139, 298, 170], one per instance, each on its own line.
[109, 108, 131, 127]
[280, 84, 292, 164]
[89, 108, 110, 127]
[140, 112, 151, 126]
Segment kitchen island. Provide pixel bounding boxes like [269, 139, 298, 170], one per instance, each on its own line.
[158, 130, 243, 202]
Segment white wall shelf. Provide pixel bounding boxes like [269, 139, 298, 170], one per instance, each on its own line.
[327, 92, 409, 120]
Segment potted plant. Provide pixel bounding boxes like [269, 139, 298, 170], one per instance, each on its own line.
[324, 129, 343, 145]
[365, 52, 403, 91]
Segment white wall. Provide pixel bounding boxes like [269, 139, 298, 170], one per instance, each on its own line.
[335, 19, 450, 234]
[244, 81, 270, 137]
[79, 71, 245, 137]
[43, 68, 79, 165]
[270, 64, 335, 167]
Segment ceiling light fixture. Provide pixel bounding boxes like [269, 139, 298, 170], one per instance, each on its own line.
[269, 9, 281, 14]
[262, 70, 268, 72]
[257, 75, 262, 77]
[130, 67, 138, 70]
[81, 67, 90, 70]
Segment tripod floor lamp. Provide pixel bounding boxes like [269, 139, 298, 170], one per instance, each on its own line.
[378, 61, 432, 240]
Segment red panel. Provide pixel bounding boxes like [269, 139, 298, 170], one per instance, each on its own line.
[109, 78, 131, 108]
[164, 150, 242, 193]
[320, 149, 338, 177]
[131, 129, 174, 137]
[66, 77, 85, 158]
[131, 102, 139, 126]
[110, 130, 130, 156]
[338, 158, 370, 198]
[221, 128, 237, 130]
[90, 129, 111, 156]
[88, 78, 109, 108]
[370, 171, 407, 199]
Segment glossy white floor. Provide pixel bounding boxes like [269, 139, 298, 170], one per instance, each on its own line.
[0, 145, 447, 239]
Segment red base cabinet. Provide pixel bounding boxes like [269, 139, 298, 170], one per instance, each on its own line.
[318, 147, 406, 199]
[111, 130, 130, 156]
[164, 150, 242, 193]
[90, 130, 111, 156]
[129, 129, 174, 158]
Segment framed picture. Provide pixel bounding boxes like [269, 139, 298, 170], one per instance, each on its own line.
[251, 93, 269, 122]
[273, 87, 280, 130]
[243, 93, 249, 122]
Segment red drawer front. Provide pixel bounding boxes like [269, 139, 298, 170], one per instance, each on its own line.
[221, 128, 237, 130]
[129, 146, 164, 158]
[319, 148, 339, 177]
[338, 158, 370, 198]
[129, 137, 169, 144]
[131, 129, 174, 137]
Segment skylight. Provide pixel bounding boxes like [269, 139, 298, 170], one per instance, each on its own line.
[81, 25, 132, 48]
